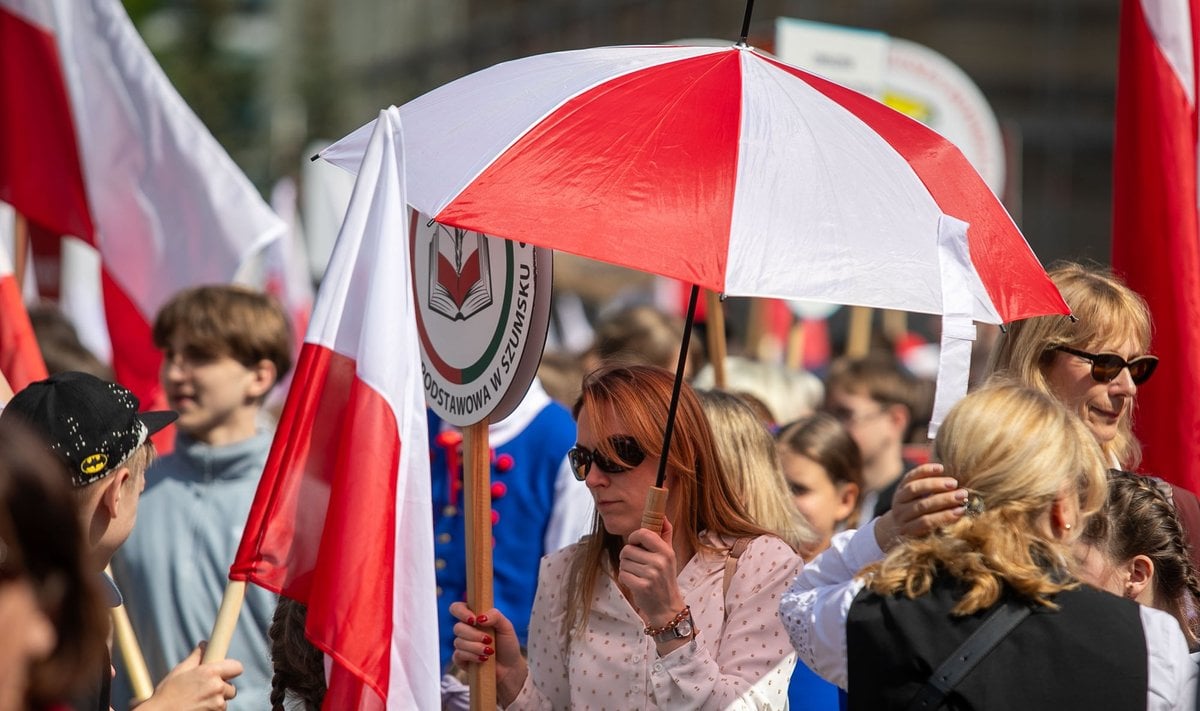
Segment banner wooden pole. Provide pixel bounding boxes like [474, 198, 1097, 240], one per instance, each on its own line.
[882, 309, 907, 341]
[846, 306, 873, 358]
[786, 320, 806, 371]
[463, 419, 495, 711]
[12, 211, 28, 293]
[744, 298, 765, 360]
[203, 580, 246, 663]
[106, 567, 153, 702]
[704, 290, 727, 389]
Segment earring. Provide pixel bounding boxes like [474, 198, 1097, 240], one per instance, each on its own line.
[1124, 587, 1136, 600]
[1064, 522, 1072, 531]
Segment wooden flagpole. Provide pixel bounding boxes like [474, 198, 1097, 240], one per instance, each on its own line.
[463, 418, 495, 711]
[203, 580, 246, 663]
[106, 566, 154, 702]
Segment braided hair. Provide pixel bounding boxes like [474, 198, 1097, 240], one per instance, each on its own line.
[268, 597, 326, 710]
[1082, 470, 1200, 649]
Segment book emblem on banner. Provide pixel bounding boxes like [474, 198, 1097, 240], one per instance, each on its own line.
[428, 225, 493, 321]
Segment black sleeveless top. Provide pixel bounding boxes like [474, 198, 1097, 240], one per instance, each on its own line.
[846, 574, 1147, 710]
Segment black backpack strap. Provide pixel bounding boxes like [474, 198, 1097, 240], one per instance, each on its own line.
[905, 598, 1031, 711]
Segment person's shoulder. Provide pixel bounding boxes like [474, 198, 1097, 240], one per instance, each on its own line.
[744, 532, 803, 561]
[542, 538, 587, 569]
[1139, 602, 1190, 645]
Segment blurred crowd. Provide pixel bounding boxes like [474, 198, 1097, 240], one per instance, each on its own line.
[1, 260, 1197, 710]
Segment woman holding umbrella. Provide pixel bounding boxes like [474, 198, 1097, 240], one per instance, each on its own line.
[450, 364, 961, 708]
[451, 364, 799, 708]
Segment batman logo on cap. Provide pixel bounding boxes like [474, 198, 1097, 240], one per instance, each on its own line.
[81, 453, 109, 475]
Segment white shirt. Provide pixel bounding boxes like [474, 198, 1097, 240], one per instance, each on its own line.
[512, 533, 803, 710]
[778, 520, 1199, 710]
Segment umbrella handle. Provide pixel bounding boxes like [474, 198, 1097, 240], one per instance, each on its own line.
[640, 486, 669, 533]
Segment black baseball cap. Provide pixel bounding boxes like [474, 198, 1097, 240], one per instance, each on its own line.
[0, 371, 178, 487]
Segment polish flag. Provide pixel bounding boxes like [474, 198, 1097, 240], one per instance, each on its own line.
[0, 0, 283, 417]
[0, 244, 47, 391]
[231, 108, 439, 710]
[1112, 0, 1200, 489]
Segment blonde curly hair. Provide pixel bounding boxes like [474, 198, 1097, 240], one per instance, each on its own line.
[862, 381, 1108, 615]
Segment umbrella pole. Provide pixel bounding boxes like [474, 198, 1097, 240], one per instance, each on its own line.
[641, 284, 700, 533]
[463, 418, 496, 711]
[737, 0, 756, 45]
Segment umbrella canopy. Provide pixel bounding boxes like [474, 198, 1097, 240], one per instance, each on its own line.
[321, 43, 1068, 326]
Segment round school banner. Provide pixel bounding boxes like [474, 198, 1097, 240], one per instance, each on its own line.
[409, 211, 552, 426]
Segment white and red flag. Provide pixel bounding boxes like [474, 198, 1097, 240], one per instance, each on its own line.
[0, 0, 283, 415]
[231, 108, 439, 710]
[0, 244, 47, 391]
[1112, 0, 1200, 489]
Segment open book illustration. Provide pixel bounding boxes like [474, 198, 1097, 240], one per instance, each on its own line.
[428, 225, 493, 321]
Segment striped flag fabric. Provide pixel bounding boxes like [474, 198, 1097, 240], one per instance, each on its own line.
[230, 108, 439, 710]
[0, 0, 283, 417]
[0, 244, 47, 391]
[1112, 0, 1200, 489]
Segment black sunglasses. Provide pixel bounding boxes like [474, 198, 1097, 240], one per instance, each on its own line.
[568, 436, 646, 481]
[1053, 345, 1159, 385]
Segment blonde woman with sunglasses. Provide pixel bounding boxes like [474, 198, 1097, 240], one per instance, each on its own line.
[988, 263, 1200, 571]
[989, 262, 1158, 469]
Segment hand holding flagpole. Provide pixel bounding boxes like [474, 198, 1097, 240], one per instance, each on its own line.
[203, 581, 246, 663]
[105, 566, 154, 702]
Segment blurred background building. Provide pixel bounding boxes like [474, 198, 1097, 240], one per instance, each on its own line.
[126, 0, 1119, 267]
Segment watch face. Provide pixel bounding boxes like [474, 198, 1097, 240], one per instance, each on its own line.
[675, 616, 693, 638]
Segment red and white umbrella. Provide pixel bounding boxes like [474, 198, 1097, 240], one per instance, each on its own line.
[322, 43, 1066, 325]
[321, 43, 1069, 429]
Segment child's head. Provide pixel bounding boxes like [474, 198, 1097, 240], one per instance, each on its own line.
[0, 419, 109, 709]
[823, 355, 914, 485]
[0, 372, 176, 567]
[777, 413, 862, 555]
[153, 286, 293, 442]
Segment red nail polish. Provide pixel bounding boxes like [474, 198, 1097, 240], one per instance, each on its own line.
[484, 646, 494, 655]
[478, 654, 489, 662]
[467, 616, 475, 626]
[477, 614, 488, 624]
[482, 635, 492, 644]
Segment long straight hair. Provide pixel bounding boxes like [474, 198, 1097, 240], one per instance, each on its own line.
[697, 389, 816, 553]
[565, 365, 772, 637]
